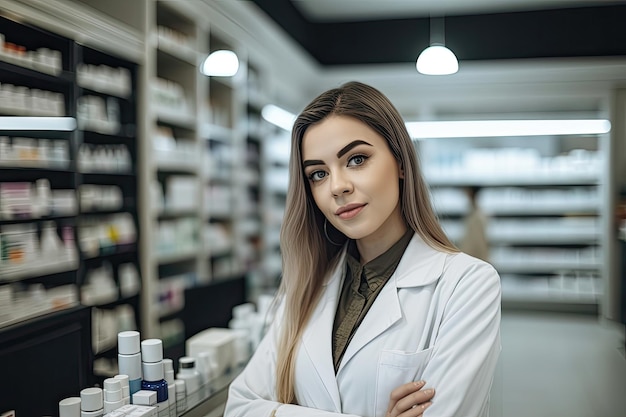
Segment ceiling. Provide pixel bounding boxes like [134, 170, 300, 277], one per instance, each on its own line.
[251, 0, 626, 66]
[291, 0, 624, 22]
[245, 0, 626, 118]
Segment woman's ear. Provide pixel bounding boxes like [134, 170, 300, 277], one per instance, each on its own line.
[398, 162, 405, 179]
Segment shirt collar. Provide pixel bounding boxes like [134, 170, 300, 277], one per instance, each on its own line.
[345, 229, 414, 292]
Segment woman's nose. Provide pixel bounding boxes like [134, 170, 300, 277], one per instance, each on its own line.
[330, 171, 353, 197]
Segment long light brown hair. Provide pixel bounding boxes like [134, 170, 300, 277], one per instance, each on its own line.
[275, 81, 457, 403]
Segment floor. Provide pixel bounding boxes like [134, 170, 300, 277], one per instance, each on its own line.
[489, 310, 626, 417]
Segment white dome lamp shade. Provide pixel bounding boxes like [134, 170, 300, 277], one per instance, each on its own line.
[416, 44, 458, 75]
[201, 50, 239, 76]
[416, 16, 458, 75]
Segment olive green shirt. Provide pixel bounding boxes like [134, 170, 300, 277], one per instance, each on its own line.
[332, 229, 414, 372]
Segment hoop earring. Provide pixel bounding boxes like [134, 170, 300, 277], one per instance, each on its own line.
[324, 218, 343, 246]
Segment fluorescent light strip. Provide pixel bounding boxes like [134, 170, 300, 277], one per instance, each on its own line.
[259, 104, 611, 139]
[261, 105, 296, 131]
[406, 119, 611, 139]
[0, 117, 77, 131]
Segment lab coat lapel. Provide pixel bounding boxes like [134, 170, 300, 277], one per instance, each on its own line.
[337, 275, 402, 375]
[336, 235, 446, 375]
[300, 254, 345, 412]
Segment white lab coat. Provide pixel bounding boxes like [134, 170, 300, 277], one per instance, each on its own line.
[224, 234, 501, 417]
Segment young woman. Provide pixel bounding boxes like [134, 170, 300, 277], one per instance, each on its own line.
[224, 81, 501, 417]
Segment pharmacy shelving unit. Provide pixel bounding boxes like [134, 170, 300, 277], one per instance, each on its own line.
[141, 0, 205, 360]
[244, 61, 279, 299]
[0, 16, 79, 328]
[203, 31, 243, 282]
[141, 1, 265, 361]
[260, 126, 290, 292]
[74, 44, 142, 379]
[424, 132, 607, 313]
[0, 10, 142, 414]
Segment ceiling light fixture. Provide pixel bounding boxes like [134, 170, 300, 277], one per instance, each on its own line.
[201, 50, 239, 77]
[416, 16, 458, 75]
[261, 104, 296, 131]
[405, 119, 611, 139]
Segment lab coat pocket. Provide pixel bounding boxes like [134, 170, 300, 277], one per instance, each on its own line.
[374, 347, 433, 417]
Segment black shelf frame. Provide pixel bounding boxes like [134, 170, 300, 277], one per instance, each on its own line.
[0, 14, 142, 398]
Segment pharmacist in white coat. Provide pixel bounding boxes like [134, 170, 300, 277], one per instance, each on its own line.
[224, 82, 501, 417]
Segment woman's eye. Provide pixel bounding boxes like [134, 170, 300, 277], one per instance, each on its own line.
[309, 170, 327, 182]
[348, 154, 367, 166]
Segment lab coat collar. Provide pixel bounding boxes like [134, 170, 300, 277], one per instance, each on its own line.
[394, 233, 447, 288]
[323, 233, 446, 288]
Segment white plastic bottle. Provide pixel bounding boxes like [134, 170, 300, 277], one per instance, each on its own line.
[140, 338, 169, 415]
[228, 303, 255, 365]
[117, 331, 142, 399]
[176, 356, 201, 395]
[113, 374, 131, 405]
[80, 387, 103, 417]
[58, 397, 81, 417]
[102, 377, 124, 413]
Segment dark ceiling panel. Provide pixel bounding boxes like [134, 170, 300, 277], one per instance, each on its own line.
[450, 6, 626, 60]
[251, 1, 626, 65]
[309, 19, 431, 65]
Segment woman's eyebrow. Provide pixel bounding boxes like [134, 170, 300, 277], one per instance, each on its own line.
[336, 140, 372, 158]
[303, 159, 324, 168]
[303, 140, 373, 168]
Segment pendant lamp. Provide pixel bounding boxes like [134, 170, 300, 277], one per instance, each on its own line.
[201, 50, 239, 77]
[416, 16, 458, 75]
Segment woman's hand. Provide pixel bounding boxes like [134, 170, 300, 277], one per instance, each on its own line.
[385, 380, 435, 417]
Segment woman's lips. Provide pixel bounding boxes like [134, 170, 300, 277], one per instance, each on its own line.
[336, 204, 365, 220]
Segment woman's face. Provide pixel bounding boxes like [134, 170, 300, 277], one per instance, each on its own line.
[302, 115, 406, 251]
